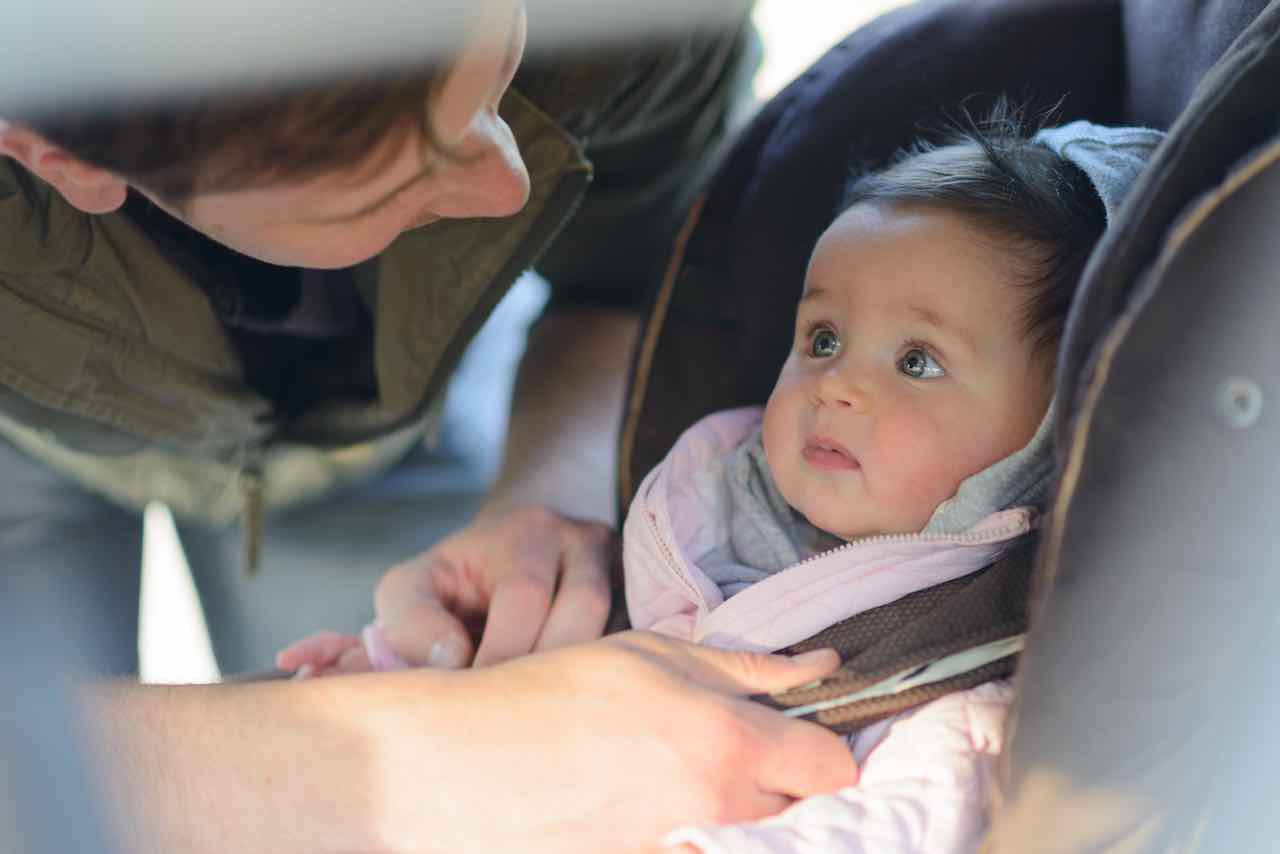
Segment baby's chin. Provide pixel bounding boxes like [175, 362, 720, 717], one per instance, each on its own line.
[797, 505, 877, 542]
[781, 483, 867, 541]
[797, 501, 928, 543]
[781, 475, 928, 540]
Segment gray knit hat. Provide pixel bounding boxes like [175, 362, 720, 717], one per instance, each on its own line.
[1034, 120, 1166, 224]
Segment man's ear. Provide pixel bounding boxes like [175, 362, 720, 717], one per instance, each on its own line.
[0, 123, 128, 214]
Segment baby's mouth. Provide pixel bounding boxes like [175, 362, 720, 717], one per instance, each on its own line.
[802, 436, 859, 471]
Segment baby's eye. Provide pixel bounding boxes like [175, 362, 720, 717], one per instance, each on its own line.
[899, 347, 945, 379]
[808, 327, 841, 359]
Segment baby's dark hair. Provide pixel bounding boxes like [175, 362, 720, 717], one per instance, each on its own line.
[841, 100, 1107, 357]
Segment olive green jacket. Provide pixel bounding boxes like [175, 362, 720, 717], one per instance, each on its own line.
[0, 24, 752, 531]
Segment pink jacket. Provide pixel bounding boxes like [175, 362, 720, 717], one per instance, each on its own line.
[622, 408, 1032, 853]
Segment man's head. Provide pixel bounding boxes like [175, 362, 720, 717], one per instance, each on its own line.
[0, 0, 530, 268]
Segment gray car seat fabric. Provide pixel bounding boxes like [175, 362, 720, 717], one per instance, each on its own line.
[991, 1, 1280, 850]
[1123, 0, 1272, 129]
[994, 142, 1280, 851]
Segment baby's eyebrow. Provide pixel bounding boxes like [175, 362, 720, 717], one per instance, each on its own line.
[799, 286, 829, 304]
[907, 304, 977, 355]
[907, 304, 946, 328]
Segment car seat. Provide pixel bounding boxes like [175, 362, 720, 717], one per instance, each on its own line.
[617, 0, 1280, 849]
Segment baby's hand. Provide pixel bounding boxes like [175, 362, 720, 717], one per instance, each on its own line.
[276, 624, 412, 677]
[275, 630, 372, 678]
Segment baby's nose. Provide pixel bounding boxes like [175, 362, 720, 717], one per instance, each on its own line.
[816, 368, 870, 413]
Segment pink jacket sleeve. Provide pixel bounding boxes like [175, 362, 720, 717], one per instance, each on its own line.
[663, 680, 1013, 854]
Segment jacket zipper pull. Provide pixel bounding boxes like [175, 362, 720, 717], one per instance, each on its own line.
[239, 462, 265, 577]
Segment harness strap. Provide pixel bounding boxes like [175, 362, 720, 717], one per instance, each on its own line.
[754, 536, 1036, 732]
[605, 536, 1035, 733]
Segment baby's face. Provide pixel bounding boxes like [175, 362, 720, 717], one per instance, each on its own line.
[762, 202, 1053, 540]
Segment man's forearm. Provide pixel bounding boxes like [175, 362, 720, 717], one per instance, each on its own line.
[79, 677, 407, 854]
[71, 634, 856, 854]
[484, 306, 641, 524]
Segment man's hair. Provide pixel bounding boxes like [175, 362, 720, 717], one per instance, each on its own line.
[841, 100, 1107, 357]
[18, 69, 443, 203]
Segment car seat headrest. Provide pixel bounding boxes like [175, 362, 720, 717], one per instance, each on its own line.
[1123, 0, 1272, 128]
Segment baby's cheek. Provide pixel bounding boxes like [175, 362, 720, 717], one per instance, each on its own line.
[757, 407, 798, 504]
[877, 421, 964, 525]
[765, 394, 828, 524]
[897, 427, 1013, 525]
[761, 388, 798, 470]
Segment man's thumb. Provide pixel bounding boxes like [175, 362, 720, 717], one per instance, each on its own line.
[376, 600, 476, 669]
[687, 646, 842, 695]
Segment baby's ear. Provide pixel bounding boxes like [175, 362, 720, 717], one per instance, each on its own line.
[0, 124, 128, 214]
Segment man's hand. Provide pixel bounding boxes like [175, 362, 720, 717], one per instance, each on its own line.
[371, 505, 615, 669]
[280, 308, 639, 679]
[86, 631, 856, 854]
[371, 631, 860, 854]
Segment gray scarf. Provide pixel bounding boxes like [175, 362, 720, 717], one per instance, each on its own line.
[706, 407, 1053, 596]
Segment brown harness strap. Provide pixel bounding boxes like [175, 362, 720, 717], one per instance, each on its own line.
[606, 536, 1035, 733]
[755, 536, 1036, 732]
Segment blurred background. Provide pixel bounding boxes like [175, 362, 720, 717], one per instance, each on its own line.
[137, 0, 915, 684]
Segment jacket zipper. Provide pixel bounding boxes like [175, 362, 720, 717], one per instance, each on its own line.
[238, 449, 265, 577]
[646, 509, 1030, 617]
[787, 520, 1032, 571]
[645, 510, 712, 612]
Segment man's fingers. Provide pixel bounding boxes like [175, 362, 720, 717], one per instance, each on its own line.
[700, 789, 795, 830]
[379, 599, 475, 669]
[738, 699, 860, 798]
[375, 555, 489, 668]
[665, 640, 842, 696]
[534, 526, 613, 652]
[661, 842, 707, 854]
[624, 637, 857, 798]
[471, 571, 555, 667]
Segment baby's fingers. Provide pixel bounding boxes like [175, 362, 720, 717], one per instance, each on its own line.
[331, 642, 374, 675]
[275, 630, 363, 674]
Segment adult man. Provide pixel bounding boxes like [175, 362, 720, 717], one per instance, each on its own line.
[0, 0, 857, 850]
[0, 0, 739, 672]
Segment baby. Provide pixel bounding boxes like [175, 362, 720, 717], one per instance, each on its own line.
[622, 112, 1162, 851]
[282, 108, 1163, 852]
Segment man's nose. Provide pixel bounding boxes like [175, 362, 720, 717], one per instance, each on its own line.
[813, 365, 871, 413]
[454, 110, 530, 217]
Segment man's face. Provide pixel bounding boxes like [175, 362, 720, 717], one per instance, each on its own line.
[762, 202, 1053, 540]
[153, 0, 531, 268]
